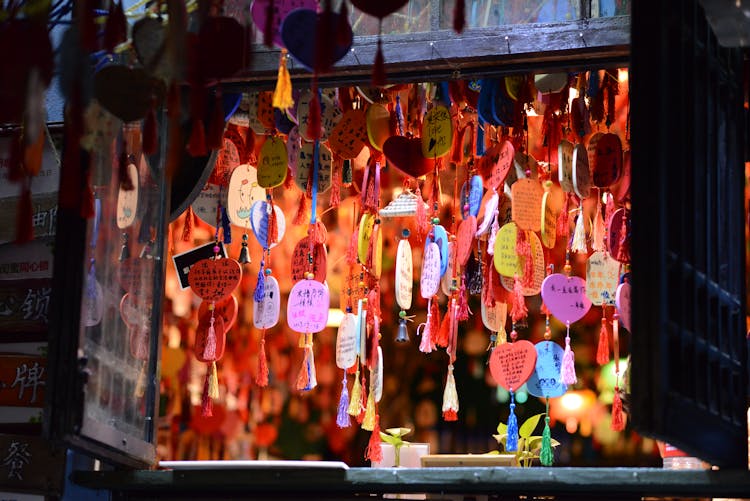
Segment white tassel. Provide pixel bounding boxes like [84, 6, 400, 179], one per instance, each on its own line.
[571, 207, 587, 253]
[441, 364, 459, 421]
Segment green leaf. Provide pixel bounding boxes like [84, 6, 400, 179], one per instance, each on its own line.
[527, 436, 542, 451]
[519, 413, 545, 439]
[380, 433, 402, 446]
[496, 421, 508, 436]
[485, 450, 500, 455]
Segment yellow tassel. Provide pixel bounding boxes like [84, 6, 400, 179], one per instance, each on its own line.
[362, 390, 376, 431]
[272, 49, 294, 110]
[348, 367, 362, 416]
[497, 324, 507, 345]
[208, 361, 219, 399]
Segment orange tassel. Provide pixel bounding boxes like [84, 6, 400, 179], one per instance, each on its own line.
[330, 157, 342, 208]
[142, 97, 158, 155]
[346, 225, 359, 265]
[515, 229, 533, 287]
[596, 315, 610, 365]
[284, 166, 294, 190]
[207, 89, 225, 150]
[15, 184, 33, 244]
[293, 194, 308, 226]
[611, 386, 625, 431]
[372, 39, 386, 87]
[364, 415, 383, 463]
[510, 276, 528, 323]
[256, 336, 269, 387]
[182, 206, 194, 241]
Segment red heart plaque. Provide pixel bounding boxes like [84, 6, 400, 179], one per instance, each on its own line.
[489, 340, 537, 391]
[188, 258, 242, 301]
[383, 135, 435, 179]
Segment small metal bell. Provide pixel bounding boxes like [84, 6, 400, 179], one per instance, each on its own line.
[119, 233, 130, 262]
[238, 234, 251, 264]
[395, 318, 409, 343]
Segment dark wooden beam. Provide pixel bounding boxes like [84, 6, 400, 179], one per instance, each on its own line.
[73, 466, 750, 499]
[224, 15, 630, 91]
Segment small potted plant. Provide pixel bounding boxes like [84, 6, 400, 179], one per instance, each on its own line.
[492, 413, 560, 467]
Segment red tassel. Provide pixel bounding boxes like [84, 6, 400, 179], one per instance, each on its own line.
[284, 166, 294, 190]
[256, 336, 269, 387]
[510, 276, 528, 323]
[264, 0, 274, 48]
[415, 187, 428, 241]
[267, 200, 279, 246]
[453, 0, 465, 33]
[142, 97, 158, 155]
[436, 307, 451, 348]
[372, 39, 386, 87]
[357, 376, 367, 424]
[596, 315, 610, 365]
[346, 225, 359, 265]
[556, 194, 570, 239]
[308, 92, 322, 141]
[443, 409, 458, 421]
[187, 118, 207, 157]
[457, 283, 470, 321]
[427, 298, 441, 346]
[293, 194, 308, 225]
[15, 184, 33, 244]
[182, 206, 194, 241]
[207, 89, 225, 150]
[364, 414, 383, 463]
[616, 215, 630, 263]
[611, 386, 625, 431]
[201, 373, 213, 417]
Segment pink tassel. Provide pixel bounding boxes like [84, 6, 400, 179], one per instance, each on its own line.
[418, 299, 438, 353]
[510, 276, 527, 323]
[256, 336, 269, 387]
[592, 201, 606, 252]
[560, 331, 577, 385]
[365, 415, 383, 463]
[203, 316, 217, 361]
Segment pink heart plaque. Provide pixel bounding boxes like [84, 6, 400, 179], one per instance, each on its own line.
[541, 273, 592, 324]
[489, 340, 537, 391]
